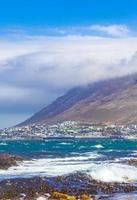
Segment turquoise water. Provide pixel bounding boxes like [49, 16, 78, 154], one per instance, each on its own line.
[0, 138, 137, 199]
[0, 138, 137, 158]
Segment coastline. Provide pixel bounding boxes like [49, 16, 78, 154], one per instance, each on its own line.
[2, 121, 137, 140]
[0, 174, 136, 200]
[1, 136, 137, 141]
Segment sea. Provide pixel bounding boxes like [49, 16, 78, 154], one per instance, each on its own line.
[0, 138, 137, 199]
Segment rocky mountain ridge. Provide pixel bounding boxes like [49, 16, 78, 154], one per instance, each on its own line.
[19, 73, 137, 126]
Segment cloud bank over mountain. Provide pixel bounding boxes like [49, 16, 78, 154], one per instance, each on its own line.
[1, 24, 137, 127]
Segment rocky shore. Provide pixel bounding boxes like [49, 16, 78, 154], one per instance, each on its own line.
[0, 154, 136, 200]
[0, 174, 136, 200]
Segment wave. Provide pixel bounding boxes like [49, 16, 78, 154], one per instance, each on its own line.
[0, 153, 137, 183]
[60, 142, 72, 145]
[0, 142, 7, 146]
[89, 163, 137, 183]
[0, 158, 92, 180]
[0, 152, 101, 180]
[52, 154, 100, 162]
[94, 144, 103, 148]
[0, 139, 137, 183]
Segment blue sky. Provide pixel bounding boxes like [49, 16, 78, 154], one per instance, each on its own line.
[0, 0, 137, 27]
[1, 1, 137, 128]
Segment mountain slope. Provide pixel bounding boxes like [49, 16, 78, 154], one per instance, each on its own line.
[20, 74, 137, 126]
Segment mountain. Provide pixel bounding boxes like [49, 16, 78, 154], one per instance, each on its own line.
[19, 73, 137, 126]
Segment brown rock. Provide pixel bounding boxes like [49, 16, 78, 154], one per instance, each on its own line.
[52, 192, 76, 200]
[0, 153, 23, 169]
[80, 194, 91, 200]
[128, 159, 137, 166]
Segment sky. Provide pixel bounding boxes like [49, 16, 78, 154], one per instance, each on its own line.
[1, 0, 137, 127]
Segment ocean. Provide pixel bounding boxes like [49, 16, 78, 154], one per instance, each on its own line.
[0, 138, 137, 199]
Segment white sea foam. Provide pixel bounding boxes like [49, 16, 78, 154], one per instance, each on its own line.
[89, 163, 137, 182]
[0, 152, 100, 180]
[60, 142, 72, 145]
[94, 144, 103, 148]
[0, 153, 137, 183]
[0, 158, 93, 180]
[110, 193, 137, 200]
[130, 150, 137, 156]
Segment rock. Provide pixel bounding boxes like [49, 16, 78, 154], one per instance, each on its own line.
[19, 192, 26, 200]
[52, 192, 76, 200]
[45, 173, 136, 196]
[0, 154, 23, 170]
[0, 174, 136, 199]
[80, 194, 91, 200]
[128, 159, 137, 166]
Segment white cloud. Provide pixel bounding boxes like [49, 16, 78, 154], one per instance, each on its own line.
[89, 24, 130, 37]
[0, 25, 137, 126]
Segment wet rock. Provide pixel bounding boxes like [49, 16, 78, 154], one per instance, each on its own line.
[0, 174, 136, 199]
[0, 153, 23, 169]
[45, 173, 136, 196]
[52, 191, 76, 200]
[80, 194, 91, 200]
[0, 177, 50, 199]
[128, 159, 137, 166]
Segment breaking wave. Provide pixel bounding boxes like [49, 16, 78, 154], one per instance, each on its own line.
[0, 154, 137, 183]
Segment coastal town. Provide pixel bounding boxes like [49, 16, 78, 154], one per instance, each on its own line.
[1, 121, 137, 140]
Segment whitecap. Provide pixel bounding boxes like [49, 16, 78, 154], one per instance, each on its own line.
[0, 142, 7, 146]
[89, 163, 137, 183]
[94, 144, 103, 149]
[60, 142, 71, 145]
[0, 153, 136, 184]
[0, 152, 100, 180]
[0, 158, 93, 180]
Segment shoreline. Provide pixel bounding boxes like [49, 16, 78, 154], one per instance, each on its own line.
[1, 136, 137, 141]
[0, 174, 136, 200]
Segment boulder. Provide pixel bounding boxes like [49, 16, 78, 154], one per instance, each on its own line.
[0, 153, 23, 169]
[128, 159, 137, 166]
[80, 194, 91, 200]
[52, 192, 76, 200]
